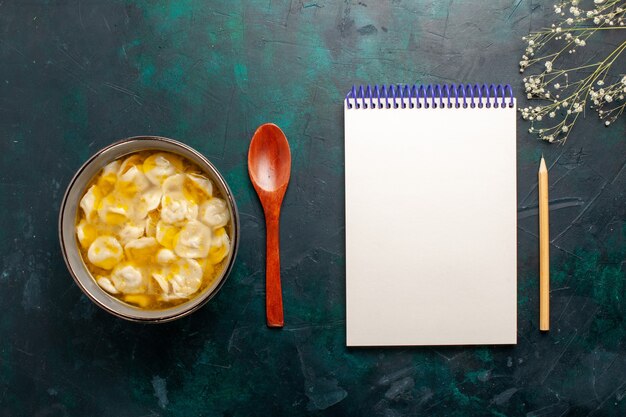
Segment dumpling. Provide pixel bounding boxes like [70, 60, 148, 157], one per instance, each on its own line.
[117, 222, 145, 246]
[124, 237, 158, 263]
[183, 174, 213, 203]
[87, 236, 123, 270]
[155, 221, 180, 249]
[152, 258, 202, 298]
[118, 154, 144, 175]
[117, 166, 151, 197]
[96, 160, 120, 194]
[208, 227, 230, 264]
[156, 248, 177, 264]
[97, 193, 130, 225]
[145, 212, 159, 237]
[170, 258, 203, 297]
[110, 263, 146, 294]
[199, 198, 230, 229]
[140, 186, 162, 211]
[80, 185, 102, 221]
[143, 153, 183, 185]
[76, 219, 97, 249]
[98, 187, 151, 226]
[96, 276, 119, 294]
[162, 173, 185, 194]
[173, 220, 212, 258]
[161, 193, 198, 224]
[152, 270, 170, 294]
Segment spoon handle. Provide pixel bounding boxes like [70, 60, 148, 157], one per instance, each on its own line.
[265, 214, 284, 327]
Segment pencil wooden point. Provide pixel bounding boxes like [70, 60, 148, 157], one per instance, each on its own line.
[538, 156, 550, 331]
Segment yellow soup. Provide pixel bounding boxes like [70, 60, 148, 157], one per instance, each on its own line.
[76, 151, 231, 309]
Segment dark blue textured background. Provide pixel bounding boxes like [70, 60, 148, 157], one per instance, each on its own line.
[0, 1, 625, 416]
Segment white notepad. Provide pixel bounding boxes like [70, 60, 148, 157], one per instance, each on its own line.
[344, 84, 517, 346]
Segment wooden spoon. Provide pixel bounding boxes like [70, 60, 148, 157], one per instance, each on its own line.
[248, 123, 291, 328]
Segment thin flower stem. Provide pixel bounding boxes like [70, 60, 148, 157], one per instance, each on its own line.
[555, 26, 626, 31]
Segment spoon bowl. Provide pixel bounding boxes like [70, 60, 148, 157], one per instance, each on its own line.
[248, 125, 291, 192]
[248, 123, 291, 327]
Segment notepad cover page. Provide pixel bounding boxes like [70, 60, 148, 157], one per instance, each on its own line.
[344, 87, 517, 346]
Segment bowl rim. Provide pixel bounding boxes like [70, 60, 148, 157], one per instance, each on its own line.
[58, 136, 240, 322]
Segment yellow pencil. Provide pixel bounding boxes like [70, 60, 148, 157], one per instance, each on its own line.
[538, 156, 550, 331]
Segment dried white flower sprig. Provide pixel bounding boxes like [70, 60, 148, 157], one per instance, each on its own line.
[519, 0, 626, 143]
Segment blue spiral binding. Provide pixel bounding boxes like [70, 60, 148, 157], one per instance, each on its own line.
[345, 83, 515, 109]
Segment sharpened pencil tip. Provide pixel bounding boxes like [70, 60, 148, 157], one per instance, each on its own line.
[539, 155, 547, 172]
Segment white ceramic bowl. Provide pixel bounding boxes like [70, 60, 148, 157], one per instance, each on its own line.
[59, 136, 239, 322]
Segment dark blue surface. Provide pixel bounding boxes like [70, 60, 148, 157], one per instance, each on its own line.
[0, 1, 625, 416]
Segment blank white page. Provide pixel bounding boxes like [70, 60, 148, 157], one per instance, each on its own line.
[345, 97, 517, 346]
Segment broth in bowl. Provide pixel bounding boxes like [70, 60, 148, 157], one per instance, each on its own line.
[75, 151, 231, 309]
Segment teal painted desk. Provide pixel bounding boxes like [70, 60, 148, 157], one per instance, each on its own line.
[0, 1, 625, 416]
